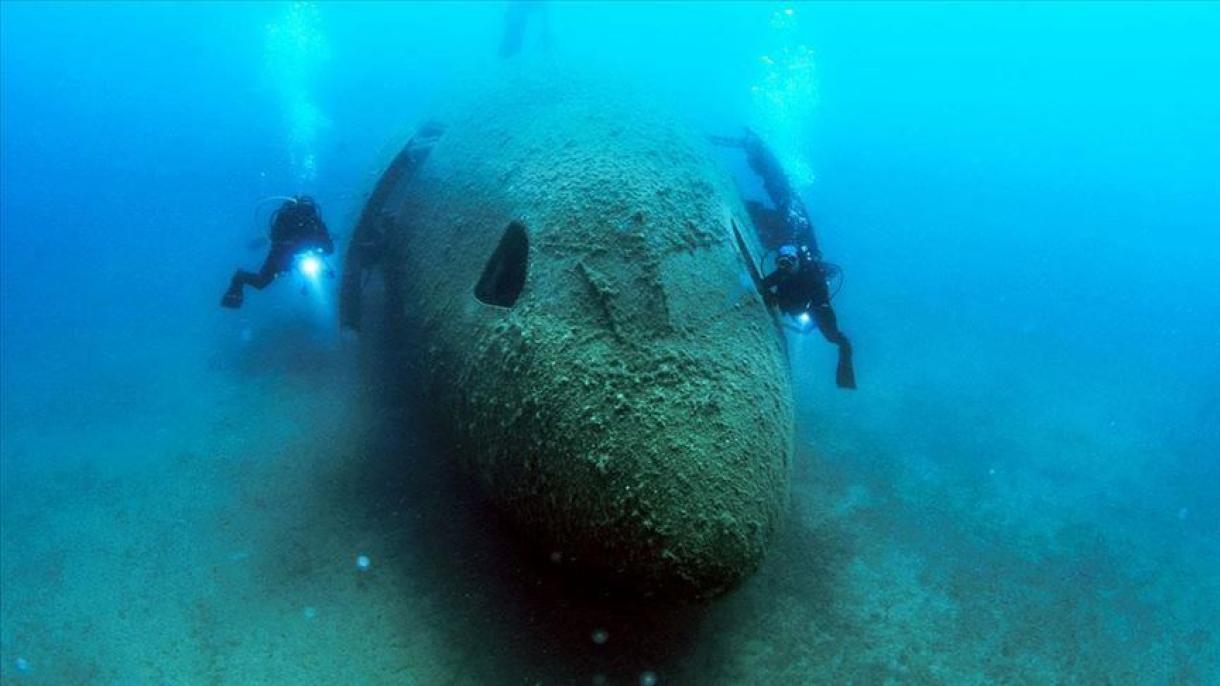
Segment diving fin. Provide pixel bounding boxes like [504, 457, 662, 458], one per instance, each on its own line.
[835, 340, 856, 390]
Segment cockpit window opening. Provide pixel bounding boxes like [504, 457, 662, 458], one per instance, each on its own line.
[474, 221, 529, 307]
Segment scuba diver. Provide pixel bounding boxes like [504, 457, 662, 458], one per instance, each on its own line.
[712, 128, 857, 389]
[761, 244, 856, 389]
[499, 0, 551, 58]
[221, 195, 334, 309]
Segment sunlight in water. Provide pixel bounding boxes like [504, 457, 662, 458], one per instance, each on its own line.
[750, 5, 818, 187]
[265, 1, 331, 185]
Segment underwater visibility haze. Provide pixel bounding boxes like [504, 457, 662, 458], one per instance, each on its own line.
[1, 1, 1218, 683]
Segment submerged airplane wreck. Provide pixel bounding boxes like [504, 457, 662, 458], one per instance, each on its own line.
[341, 73, 794, 599]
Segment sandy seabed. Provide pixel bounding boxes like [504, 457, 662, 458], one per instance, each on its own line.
[1, 308, 1217, 685]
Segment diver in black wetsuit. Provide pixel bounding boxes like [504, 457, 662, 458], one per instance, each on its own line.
[713, 128, 857, 389]
[221, 195, 334, 309]
[761, 245, 855, 389]
[499, 0, 551, 59]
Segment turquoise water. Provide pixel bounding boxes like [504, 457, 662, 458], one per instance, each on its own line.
[2, 2, 1217, 683]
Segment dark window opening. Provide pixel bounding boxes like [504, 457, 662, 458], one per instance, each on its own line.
[474, 221, 529, 307]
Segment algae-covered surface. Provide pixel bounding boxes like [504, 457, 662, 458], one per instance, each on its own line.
[369, 71, 792, 600]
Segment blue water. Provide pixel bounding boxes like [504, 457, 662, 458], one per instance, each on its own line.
[2, 2, 1217, 682]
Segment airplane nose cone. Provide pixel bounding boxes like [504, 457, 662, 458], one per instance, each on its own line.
[351, 70, 799, 600]
[462, 321, 793, 599]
